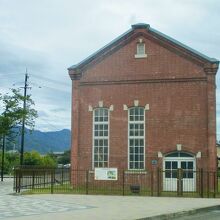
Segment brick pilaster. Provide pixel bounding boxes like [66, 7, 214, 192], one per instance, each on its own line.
[204, 63, 219, 171]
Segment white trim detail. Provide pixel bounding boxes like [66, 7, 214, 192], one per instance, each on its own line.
[109, 105, 114, 111]
[158, 151, 163, 158]
[138, 38, 143, 43]
[88, 105, 93, 112]
[176, 144, 182, 151]
[98, 101, 103, 107]
[125, 170, 147, 174]
[145, 104, 150, 111]
[196, 152, 201, 158]
[134, 100, 139, 107]
[135, 54, 147, 58]
[123, 104, 128, 111]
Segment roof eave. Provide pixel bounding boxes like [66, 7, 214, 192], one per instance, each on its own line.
[149, 27, 219, 64]
[68, 28, 134, 71]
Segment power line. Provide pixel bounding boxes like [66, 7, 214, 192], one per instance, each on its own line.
[37, 117, 62, 131]
[30, 73, 71, 87]
[30, 81, 70, 93]
[0, 72, 25, 76]
[0, 72, 71, 88]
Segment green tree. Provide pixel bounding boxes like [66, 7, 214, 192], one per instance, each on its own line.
[11, 88, 38, 131]
[0, 88, 38, 137]
[23, 151, 42, 166]
[0, 151, 56, 174]
[23, 151, 57, 167]
[5, 152, 20, 174]
[57, 150, 70, 165]
[0, 90, 20, 137]
[0, 151, 19, 174]
[0, 90, 21, 180]
[0, 152, 10, 174]
[0, 88, 38, 178]
[41, 155, 57, 167]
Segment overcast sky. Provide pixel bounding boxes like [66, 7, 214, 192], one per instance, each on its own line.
[0, 0, 220, 138]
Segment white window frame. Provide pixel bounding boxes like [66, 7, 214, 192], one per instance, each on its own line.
[128, 107, 145, 170]
[135, 41, 147, 58]
[92, 108, 109, 169]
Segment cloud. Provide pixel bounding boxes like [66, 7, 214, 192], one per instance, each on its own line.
[51, 108, 67, 113]
[0, 0, 219, 135]
[0, 43, 48, 75]
[37, 110, 49, 118]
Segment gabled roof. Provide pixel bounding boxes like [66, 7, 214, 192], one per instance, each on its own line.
[68, 23, 219, 71]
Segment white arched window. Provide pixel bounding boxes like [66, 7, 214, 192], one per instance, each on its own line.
[128, 107, 145, 169]
[93, 108, 109, 168]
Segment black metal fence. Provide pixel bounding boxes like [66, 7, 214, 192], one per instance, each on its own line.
[14, 166, 220, 198]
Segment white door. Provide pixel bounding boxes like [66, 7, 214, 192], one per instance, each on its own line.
[163, 157, 196, 192]
[181, 161, 196, 192]
[163, 160, 178, 191]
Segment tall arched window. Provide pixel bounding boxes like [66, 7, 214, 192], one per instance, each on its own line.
[128, 107, 145, 169]
[93, 108, 109, 168]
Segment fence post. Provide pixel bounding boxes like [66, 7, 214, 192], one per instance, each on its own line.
[18, 169, 21, 193]
[207, 171, 210, 198]
[61, 166, 64, 185]
[177, 168, 183, 197]
[32, 170, 35, 190]
[177, 169, 179, 196]
[122, 170, 125, 196]
[157, 168, 160, 196]
[213, 172, 216, 198]
[44, 171, 46, 188]
[86, 170, 89, 195]
[200, 168, 203, 198]
[151, 171, 153, 196]
[51, 169, 54, 194]
[14, 169, 18, 193]
[14, 169, 17, 193]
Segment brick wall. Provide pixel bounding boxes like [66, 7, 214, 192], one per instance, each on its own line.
[70, 27, 217, 173]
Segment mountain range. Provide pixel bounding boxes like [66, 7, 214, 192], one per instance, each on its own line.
[7, 128, 71, 154]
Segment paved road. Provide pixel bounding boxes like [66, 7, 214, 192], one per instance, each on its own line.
[1, 179, 220, 220]
[173, 208, 220, 220]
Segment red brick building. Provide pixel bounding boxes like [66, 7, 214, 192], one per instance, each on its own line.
[68, 23, 219, 191]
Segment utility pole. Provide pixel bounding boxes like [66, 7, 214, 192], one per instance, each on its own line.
[20, 70, 29, 166]
[1, 135, 5, 181]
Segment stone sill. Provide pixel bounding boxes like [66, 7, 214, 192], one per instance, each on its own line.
[125, 170, 148, 174]
[134, 54, 147, 58]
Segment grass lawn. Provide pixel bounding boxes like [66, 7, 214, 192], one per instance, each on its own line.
[19, 178, 220, 198]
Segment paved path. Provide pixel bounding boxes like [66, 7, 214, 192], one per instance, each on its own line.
[1, 179, 220, 220]
[0, 179, 91, 219]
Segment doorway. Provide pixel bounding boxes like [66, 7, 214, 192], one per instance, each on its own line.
[163, 152, 196, 192]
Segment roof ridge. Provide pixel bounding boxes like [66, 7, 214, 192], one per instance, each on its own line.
[68, 23, 219, 71]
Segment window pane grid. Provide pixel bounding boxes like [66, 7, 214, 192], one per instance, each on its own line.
[128, 107, 145, 170]
[137, 43, 145, 55]
[93, 108, 109, 168]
